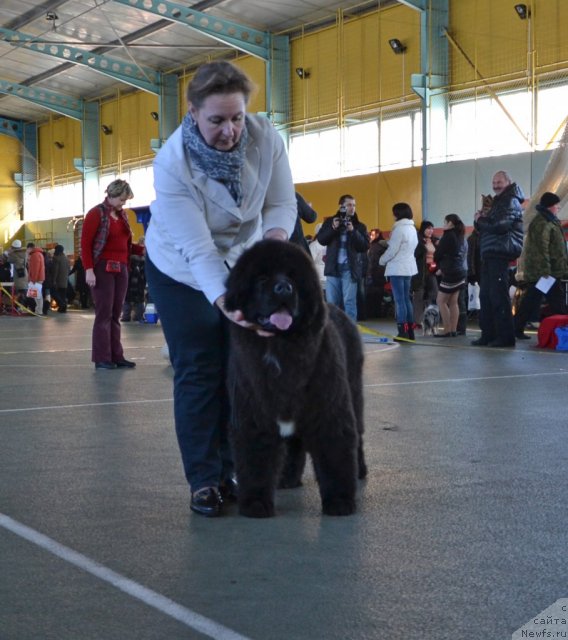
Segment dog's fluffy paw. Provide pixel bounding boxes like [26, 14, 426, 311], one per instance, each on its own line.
[322, 497, 356, 516]
[239, 500, 275, 518]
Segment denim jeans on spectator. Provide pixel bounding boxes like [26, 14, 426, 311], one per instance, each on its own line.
[326, 263, 358, 322]
[389, 275, 414, 324]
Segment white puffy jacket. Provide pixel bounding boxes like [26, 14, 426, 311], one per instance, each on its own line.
[379, 218, 419, 277]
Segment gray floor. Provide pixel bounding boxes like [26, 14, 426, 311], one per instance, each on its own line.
[1, 310, 567, 640]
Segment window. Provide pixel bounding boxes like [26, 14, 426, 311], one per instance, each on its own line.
[343, 121, 379, 175]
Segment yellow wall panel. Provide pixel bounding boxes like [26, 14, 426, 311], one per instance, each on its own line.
[533, 1, 568, 69]
[100, 100, 119, 167]
[100, 92, 159, 167]
[343, 7, 420, 111]
[291, 6, 420, 126]
[450, 0, 568, 92]
[38, 117, 81, 181]
[0, 134, 22, 247]
[0, 135, 21, 182]
[296, 167, 421, 236]
[234, 56, 267, 113]
[291, 27, 339, 124]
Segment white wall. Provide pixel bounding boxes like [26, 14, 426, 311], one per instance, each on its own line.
[425, 149, 552, 226]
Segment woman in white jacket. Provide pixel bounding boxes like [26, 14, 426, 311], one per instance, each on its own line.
[379, 203, 419, 341]
[145, 61, 296, 517]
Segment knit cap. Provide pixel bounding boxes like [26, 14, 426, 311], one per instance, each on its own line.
[539, 192, 560, 209]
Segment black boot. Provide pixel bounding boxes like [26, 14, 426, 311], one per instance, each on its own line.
[394, 323, 409, 342]
[407, 323, 416, 341]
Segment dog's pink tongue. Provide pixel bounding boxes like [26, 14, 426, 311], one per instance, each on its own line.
[269, 311, 292, 331]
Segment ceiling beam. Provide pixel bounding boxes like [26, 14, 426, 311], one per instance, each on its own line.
[0, 78, 83, 120]
[0, 0, 228, 119]
[112, 0, 272, 61]
[0, 26, 160, 94]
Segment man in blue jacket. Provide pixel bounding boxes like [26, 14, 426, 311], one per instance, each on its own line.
[472, 171, 525, 347]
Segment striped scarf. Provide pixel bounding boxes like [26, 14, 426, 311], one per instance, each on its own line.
[181, 112, 247, 207]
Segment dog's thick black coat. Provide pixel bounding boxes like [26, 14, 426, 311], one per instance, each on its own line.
[224, 239, 366, 518]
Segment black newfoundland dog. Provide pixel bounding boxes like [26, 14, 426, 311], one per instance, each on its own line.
[224, 239, 366, 518]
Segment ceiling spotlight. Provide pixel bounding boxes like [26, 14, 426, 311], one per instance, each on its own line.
[295, 67, 310, 80]
[46, 11, 58, 30]
[388, 38, 407, 54]
[514, 4, 530, 19]
[54, 141, 64, 149]
[150, 111, 159, 121]
[101, 124, 113, 135]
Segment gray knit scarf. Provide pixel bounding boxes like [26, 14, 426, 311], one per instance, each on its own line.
[182, 112, 248, 207]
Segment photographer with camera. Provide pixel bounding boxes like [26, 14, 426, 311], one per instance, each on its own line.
[317, 194, 369, 322]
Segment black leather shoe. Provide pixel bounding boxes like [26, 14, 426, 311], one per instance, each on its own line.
[515, 332, 531, 340]
[114, 358, 136, 368]
[95, 361, 117, 370]
[219, 477, 238, 502]
[471, 337, 490, 346]
[190, 487, 222, 517]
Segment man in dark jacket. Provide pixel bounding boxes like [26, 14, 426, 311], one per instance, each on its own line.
[472, 170, 525, 347]
[290, 192, 318, 254]
[317, 194, 369, 322]
[514, 192, 568, 339]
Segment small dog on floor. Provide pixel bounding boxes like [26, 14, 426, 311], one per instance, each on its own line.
[422, 303, 441, 336]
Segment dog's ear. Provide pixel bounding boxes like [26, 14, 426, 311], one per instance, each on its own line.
[224, 256, 253, 312]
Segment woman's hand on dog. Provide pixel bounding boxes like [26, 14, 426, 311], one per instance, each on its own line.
[215, 296, 275, 337]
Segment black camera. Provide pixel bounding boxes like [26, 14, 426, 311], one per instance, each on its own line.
[336, 204, 349, 229]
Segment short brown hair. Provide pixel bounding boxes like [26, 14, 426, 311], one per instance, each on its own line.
[105, 179, 133, 199]
[186, 61, 254, 108]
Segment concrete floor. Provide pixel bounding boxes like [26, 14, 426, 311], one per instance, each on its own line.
[1, 310, 567, 640]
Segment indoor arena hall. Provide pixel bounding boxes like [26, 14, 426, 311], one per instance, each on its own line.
[1, 311, 567, 640]
[2, 0, 568, 638]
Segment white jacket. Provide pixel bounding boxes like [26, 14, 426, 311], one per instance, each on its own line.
[146, 115, 297, 304]
[379, 218, 418, 277]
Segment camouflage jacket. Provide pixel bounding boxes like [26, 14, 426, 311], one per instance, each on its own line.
[521, 205, 568, 282]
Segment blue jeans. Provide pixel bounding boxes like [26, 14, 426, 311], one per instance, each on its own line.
[389, 275, 414, 324]
[146, 256, 233, 493]
[326, 264, 358, 322]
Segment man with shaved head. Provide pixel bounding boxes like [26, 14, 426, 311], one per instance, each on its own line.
[472, 170, 525, 348]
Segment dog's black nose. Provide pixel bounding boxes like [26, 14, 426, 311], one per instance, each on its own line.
[274, 280, 293, 296]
